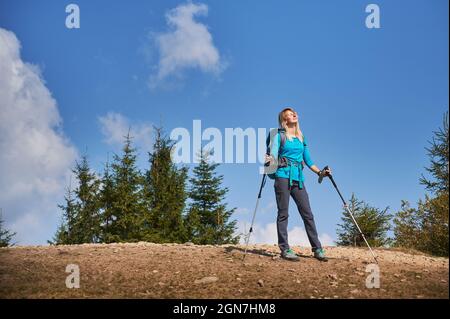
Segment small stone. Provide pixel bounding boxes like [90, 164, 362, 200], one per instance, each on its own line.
[327, 274, 338, 280]
[152, 270, 158, 273]
[415, 275, 421, 279]
[194, 276, 219, 285]
[257, 279, 264, 287]
[333, 295, 339, 298]
[288, 269, 296, 272]
[441, 279, 447, 283]
[350, 289, 360, 294]
[236, 277, 242, 281]
[348, 284, 356, 287]
[296, 279, 301, 284]
[394, 273, 400, 278]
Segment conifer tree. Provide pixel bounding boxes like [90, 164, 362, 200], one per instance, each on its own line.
[144, 126, 188, 243]
[52, 155, 101, 244]
[98, 155, 116, 242]
[392, 199, 423, 250]
[394, 112, 449, 256]
[0, 210, 16, 247]
[72, 154, 101, 243]
[51, 183, 76, 244]
[108, 132, 147, 242]
[336, 194, 391, 247]
[185, 149, 239, 245]
[420, 112, 449, 195]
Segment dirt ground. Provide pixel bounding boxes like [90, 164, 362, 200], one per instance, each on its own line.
[0, 243, 448, 299]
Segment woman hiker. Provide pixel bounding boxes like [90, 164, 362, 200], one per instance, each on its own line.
[265, 107, 331, 262]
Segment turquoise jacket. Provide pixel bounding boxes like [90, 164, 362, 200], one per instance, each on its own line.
[270, 133, 315, 188]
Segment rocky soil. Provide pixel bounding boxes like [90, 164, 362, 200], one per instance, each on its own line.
[0, 243, 448, 299]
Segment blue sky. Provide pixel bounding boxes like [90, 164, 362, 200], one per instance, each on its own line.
[0, 0, 448, 246]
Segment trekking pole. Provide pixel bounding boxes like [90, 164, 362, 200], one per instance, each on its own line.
[319, 166, 379, 264]
[242, 172, 267, 261]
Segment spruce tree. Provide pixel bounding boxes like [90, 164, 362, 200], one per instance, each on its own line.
[418, 112, 449, 255]
[185, 149, 239, 245]
[144, 126, 188, 243]
[336, 194, 391, 247]
[393, 200, 424, 250]
[0, 210, 16, 247]
[98, 155, 116, 242]
[394, 112, 449, 256]
[420, 112, 449, 195]
[108, 132, 147, 242]
[72, 154, 101, 243]
[52, 155, 101, 244]
[51, 184, 76, 244]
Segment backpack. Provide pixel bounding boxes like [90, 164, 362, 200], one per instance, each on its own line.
[265, 128, 286, 179]
[265, 128, 306, 179]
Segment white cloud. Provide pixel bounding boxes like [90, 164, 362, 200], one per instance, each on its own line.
[98, 112, 154, 152]
[147, 1, 227, 89]
[0, 28, 78, 245]
[237, 221, 335, 247]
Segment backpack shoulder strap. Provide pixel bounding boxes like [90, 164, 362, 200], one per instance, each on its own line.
[278, 128, 286, 151]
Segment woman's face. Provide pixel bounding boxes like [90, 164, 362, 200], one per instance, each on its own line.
[283, 110, 298, 124]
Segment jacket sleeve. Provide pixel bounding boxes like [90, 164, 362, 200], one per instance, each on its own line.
[302, 136, 315, 168]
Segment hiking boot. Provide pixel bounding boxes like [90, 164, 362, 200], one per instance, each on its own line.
[313, 248, 328, 262]
[281, 249, 300, 261]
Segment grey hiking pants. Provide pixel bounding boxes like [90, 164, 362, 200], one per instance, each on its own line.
[274, 177, 322, 252]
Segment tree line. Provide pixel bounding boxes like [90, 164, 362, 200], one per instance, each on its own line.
[50, 126, 239, 245]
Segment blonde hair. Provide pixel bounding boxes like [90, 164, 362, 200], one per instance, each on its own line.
[278, 107, 304, 142]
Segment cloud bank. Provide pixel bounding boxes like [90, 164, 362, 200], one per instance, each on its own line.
[0, 28, 78, 244]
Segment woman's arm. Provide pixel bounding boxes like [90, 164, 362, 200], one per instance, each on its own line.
[303, 136, 316, 171]
[309, 164, 321, 175]
[303, 136, 331, 176]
